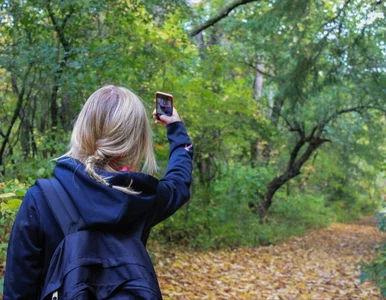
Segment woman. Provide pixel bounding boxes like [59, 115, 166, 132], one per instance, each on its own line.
[3, 85, 193, 299]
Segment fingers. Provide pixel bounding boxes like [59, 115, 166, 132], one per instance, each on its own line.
[153, 107, 181, 125]
[152, 109, 166, 126]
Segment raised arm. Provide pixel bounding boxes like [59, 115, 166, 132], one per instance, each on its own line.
[151, 108, 193, 224]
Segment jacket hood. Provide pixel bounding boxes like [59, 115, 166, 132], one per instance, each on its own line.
[53, 157, 159, 229]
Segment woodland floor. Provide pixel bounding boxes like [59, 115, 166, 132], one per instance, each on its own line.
[153, 217, 386, 299]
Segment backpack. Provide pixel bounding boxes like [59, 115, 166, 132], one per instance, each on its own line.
[36, 178, 162, 300]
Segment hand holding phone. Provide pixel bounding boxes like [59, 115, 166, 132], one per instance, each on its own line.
[153, 91, 181, 126]
[155, 92, 173, 118]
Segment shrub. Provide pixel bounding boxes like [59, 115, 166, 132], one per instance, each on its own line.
[0, 180, 27, 267]
[152, 164, 338, 249]
[360, 205, 386, 296]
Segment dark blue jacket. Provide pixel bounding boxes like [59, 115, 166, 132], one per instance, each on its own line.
[3, 122, 193, 300]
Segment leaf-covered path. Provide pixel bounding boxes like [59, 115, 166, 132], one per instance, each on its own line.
[153, 217, 385, 299]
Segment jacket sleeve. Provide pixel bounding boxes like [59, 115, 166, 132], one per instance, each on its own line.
[151, 121, 193, 225]
[3, 187, 44, 300]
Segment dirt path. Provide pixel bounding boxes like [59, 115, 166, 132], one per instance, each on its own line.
[153, 217, 385, 299]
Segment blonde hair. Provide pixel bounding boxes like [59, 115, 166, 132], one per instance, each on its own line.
[65, 85, 157, 194]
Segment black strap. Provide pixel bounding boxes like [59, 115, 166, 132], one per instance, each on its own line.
[37, 178, 86, 235]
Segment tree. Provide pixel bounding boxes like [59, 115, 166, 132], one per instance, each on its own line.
[0, 0, 191, 176]
[188, 0, 386, 218]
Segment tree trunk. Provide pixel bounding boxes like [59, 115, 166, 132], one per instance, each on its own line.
[46, 3, 74, 129]
[253, 136, 327, 219]
[250, 62, 265, 166]
[0, 72, 29, 174]
[195, 31, 206, 60]
[253, 62, 264, 102]
[20, 117, 30, 156]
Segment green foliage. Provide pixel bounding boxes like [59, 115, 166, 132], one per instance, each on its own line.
[3, 128, 66, 182]
[0, 180, 27, 267]
[361, 206, 386, 296]
[5, 157, 56, 184]
[269, 194, 335, 229]
[152, 165, 270, 249]
[377, 207, 386, 233]
[151, 164, 353, 250]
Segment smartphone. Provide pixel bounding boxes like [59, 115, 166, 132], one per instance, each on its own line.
[155, 91, 173, 118]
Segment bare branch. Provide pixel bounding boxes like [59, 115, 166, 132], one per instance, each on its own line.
[287, 136, 306, 171]
[321, 103, 386, 129]
[45, 3, 75, 128]
[281, 114, 305, 139]
[292, 137, 328, 172]
[0, 63, 34, 166]
[242, 60, 275, 77]
[310, 0, 351, 62]
[306, 125, 319, 141]
[317, 0, 352, 33]
[189, 0, 260, 37]
[46, 3, 74, 53]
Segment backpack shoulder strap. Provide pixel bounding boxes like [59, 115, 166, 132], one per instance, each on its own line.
[37, 178, 86, 235]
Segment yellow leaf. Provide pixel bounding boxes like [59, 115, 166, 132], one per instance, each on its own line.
[0, 193, 16, 198]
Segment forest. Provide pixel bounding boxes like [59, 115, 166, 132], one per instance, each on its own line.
[1, 0, 386, 298]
